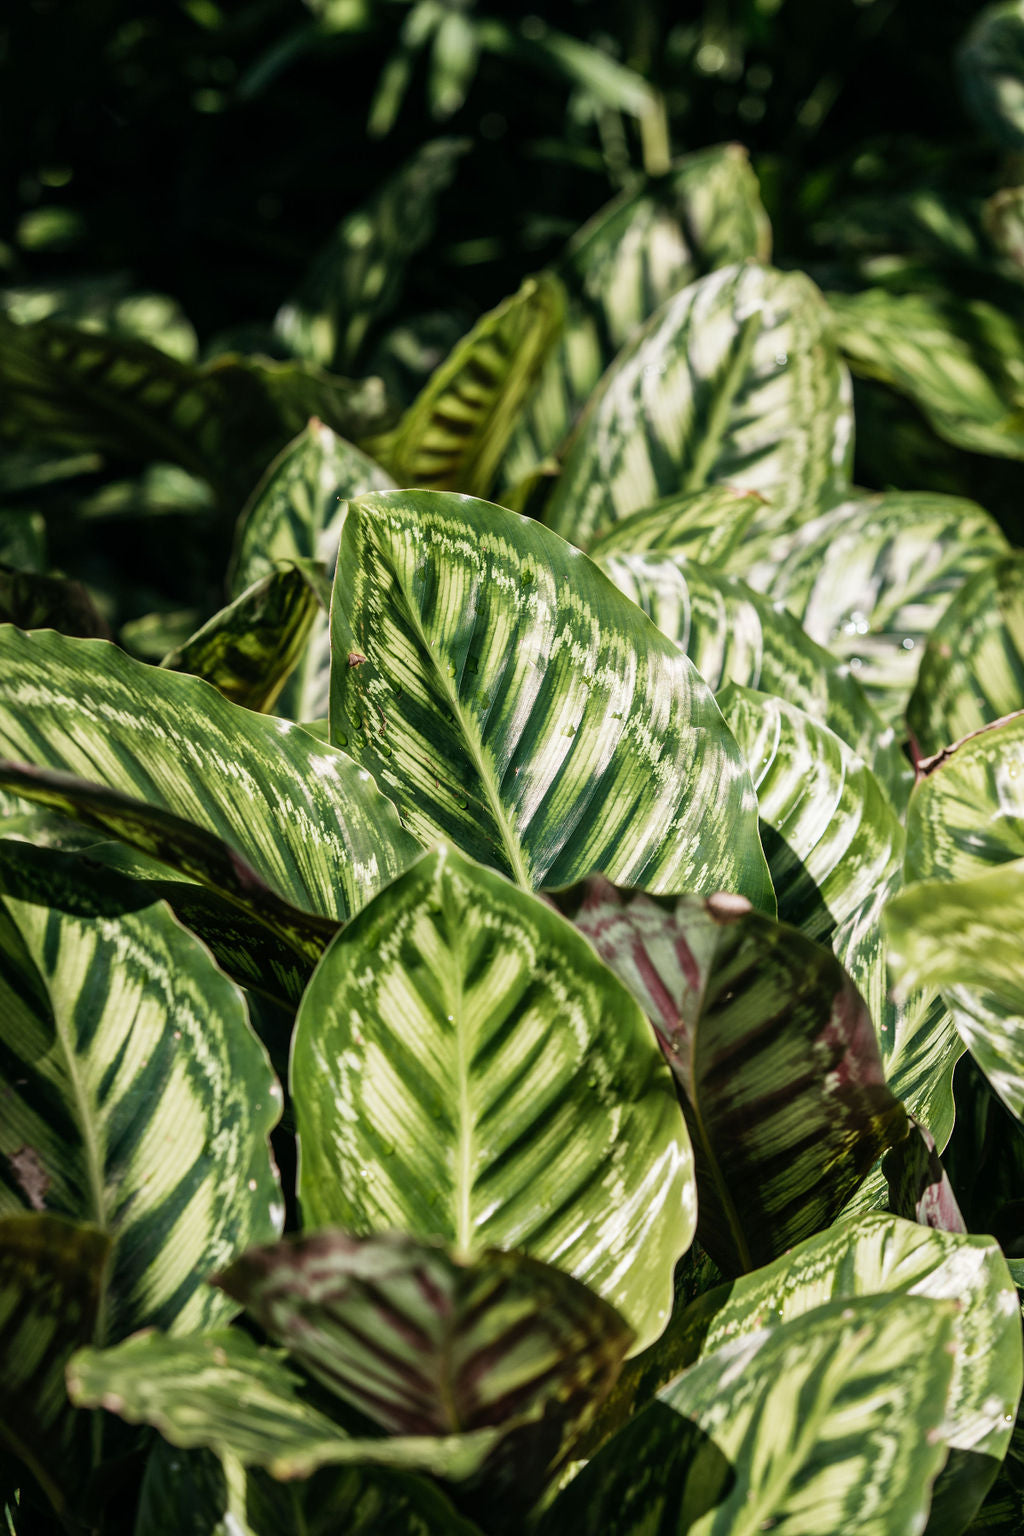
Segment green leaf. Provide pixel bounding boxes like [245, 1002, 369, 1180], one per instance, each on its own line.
[549, 879, 906, 1276]
[68, 1328, 502, 1481]
[0, 627, 419, 931]
[888, 858, 1024, 1121]
[729, 491, 1009, 731]
[274, 138, 468, 371]
[292, 846, 696, 1352]
[908, 553, 1024, 760]
[0, 888, 283, 1338]
[829, 288, 1024, 460]
[217, 1230, 631, 1486]
[136, 1442, 485, 1536]
[597, 552, 908, 802]
[370, 273, 565, 499]
[162, 566, 321, 714]
[329, 490, 773, 906]
[0, 1214, 109, 1517]
[540, 1294, 959, 1536]
[0, 563, 111, 639]
[905, 711, 1024, 884]
[883, 1121, 967, 1235]
[499, 144, 772, 489]
[586, 486, 763, 567]
[0, 314, 388, 510]
[959, 2, 1024, 150]
[545, 263, 852, 552]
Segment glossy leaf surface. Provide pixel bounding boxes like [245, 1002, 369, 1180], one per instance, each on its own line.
[908, 553, 1024, 759]
[0, 626, 419, 926]
[329, 490, 773, 906]
[541, 1295, 958, 1536]
[550, 879, 906, 1275]
[905, 711, 1024, 884]
[587, 486, 763, 566]
[545, 263, 852, 551]
[292, 847, 695, 1350]
[0, 888, 283, 1338]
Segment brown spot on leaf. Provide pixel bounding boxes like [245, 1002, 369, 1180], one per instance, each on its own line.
[9, 1145, 50, 1210]
[347, 651, 368, 668]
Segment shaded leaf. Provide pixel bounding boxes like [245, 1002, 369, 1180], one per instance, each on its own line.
[0, 563, 111, 639]
[292, 846, 695, 1351]
[884, 1120, 968, 1234]
[370, 273, 564, 499]
[545, 263, 852, 552]
[0, 887, 283, 1338]
[329, 490, 773, 906]
[0, 1213, 109, 1517]
[162, 566, 321, 714]
[549, 878, 906, 1276]
[959, 2, 1024, 150]
[541, 1295, 958, 1536]
[908, 553, 1024, 760]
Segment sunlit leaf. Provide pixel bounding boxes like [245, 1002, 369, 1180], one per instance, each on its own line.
[905, 710, 1024, 884]
[587, 486, 763, 567]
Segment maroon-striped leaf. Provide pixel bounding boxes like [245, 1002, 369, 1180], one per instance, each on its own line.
[549, 877, 907, 1275]
[217, 1230, 632, 1491]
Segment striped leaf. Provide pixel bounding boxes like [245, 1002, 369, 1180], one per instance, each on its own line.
[544, 263, 853, 552]
[136, 1442, 484, 1536]
[550, 879, 906, 1276]
[958, 2, 1024, 149]
[0, 887, 283, 1338]
[588, 1214, 1020, 1535]
[369, 274, 564, 499]
[217, 1230, 631, 1485]
[291, 846, 696, 1351]
[719, 685, 961, 1154]
[905, 711, 1024, 884]
[586, 486, 763, 566]
[499, 144, 771, 489]
[162, 566, 321, 714]
[729, 491, 1008, 730]
[883, 1121, 967, 1235]
[908, 553, 1024, 759]
[829, 287, 1024, 460]
[68, 1328, 503, 1482]
[0, 314, 387, 509]
[888, 859, 1024, 1122]
[539, 1294, 958, 1536]
[596, 550, 909, 803]
[0, 627, 419, 929]
[0, 1213, 109, 1518]
[329, 490, 773, 906]
[230, 420, 394, 725]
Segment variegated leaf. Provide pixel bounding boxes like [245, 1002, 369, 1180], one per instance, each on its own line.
[545, 262, 853, 551]
[829, 287, 1024, 460]
[888, 858, 1024, 1122]
[0, 887, 283, 1338]
[0, 1213, 109, 1519]
[905, 711, 1024, 884]
[958, 1, 1024, 149]
[292, 847, 695, 1351]
[883, 1121, 967, 1235]
[499, 143, 771, 489]
[369, 273, 564, 499]
[0, 627, 419, 930]
[588, 1214, 1019, 1534]
[0, 314, 387, 509]
[549, 879, 905, 1277]
[597, 550, 909, 804]
[217, 1230, 631, 1485]
[586, 485, 763, 566]
[540, 1295, 958, 1536]
[728, 491, 1008, 730]
[908, 553, 1024, 759]
[162, 566, 321, 714]
[329, 490, 773, 906]
[68, 1328, 502, 1482]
